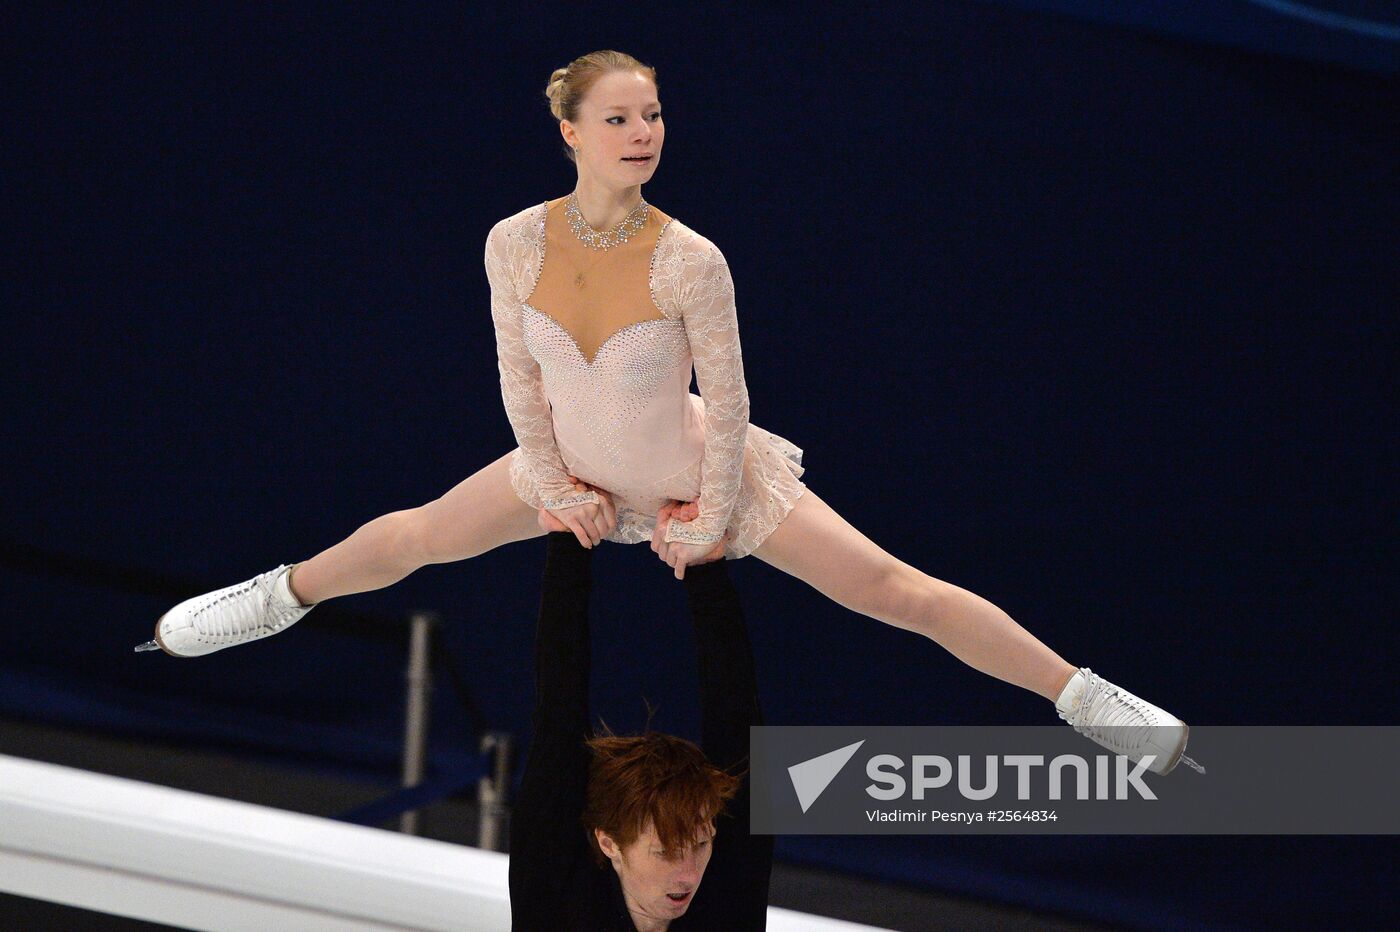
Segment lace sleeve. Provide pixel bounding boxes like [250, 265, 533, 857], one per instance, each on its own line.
[485, 219, 599, 511]
[664, 241, 750, 545]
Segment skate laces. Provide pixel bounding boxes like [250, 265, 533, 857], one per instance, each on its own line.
[1060, 669, 1156, 755]
[1061, 668, 1207, 775]
[192, 566, 300, 643]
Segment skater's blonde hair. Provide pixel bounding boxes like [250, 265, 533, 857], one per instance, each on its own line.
[544, 51, 658, 164]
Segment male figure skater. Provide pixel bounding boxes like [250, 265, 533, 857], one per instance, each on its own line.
[509, 519, 771, 930]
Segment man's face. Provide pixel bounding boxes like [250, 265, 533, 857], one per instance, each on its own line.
[598, 821, 715, 921]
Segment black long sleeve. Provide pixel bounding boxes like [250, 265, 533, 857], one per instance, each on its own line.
[680, 558, 773, 929]
[508, 531, 596, 929]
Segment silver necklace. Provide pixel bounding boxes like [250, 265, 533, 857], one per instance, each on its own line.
[565, 191, 649, 250]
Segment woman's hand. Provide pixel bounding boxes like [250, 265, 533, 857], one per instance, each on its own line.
[537, 475, 617, 548]
[651, 499, 726, 580]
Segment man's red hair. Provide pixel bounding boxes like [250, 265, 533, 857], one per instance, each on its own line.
[582, 723, 741, 867]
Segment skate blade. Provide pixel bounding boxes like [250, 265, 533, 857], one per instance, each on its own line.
[134, 639, 162, 652]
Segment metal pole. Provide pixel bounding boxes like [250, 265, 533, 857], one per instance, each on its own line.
[477, 732, 513, 851]
[399, 610, 437, 835]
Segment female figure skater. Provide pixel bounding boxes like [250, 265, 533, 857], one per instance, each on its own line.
[139, 50, 1197, 776]
[513, 499, 770, 930]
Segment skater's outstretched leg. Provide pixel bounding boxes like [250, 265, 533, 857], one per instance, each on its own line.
[288, 449, 545, 605]
[748, 487, 1196, 774]
[146, 449, 556, 657]
[750, 487, 1075, 701]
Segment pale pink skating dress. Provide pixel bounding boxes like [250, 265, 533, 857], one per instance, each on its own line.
[485, 197, 807, 560]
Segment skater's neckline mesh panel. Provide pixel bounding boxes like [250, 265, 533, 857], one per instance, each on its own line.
[523, 196, 676, 366]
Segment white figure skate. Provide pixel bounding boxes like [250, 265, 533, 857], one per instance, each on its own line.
[1055, 667, 1204, 775]
[135, 563, 316, 658]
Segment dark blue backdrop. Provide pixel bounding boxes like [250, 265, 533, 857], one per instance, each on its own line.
[7, 3, 1398, 930]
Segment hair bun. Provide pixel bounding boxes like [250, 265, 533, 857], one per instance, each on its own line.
[542, 52, 657, 160]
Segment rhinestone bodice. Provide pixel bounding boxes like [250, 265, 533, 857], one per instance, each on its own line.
[521, 301, 697, 480]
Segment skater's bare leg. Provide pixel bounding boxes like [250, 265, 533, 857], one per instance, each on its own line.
[750, 487, 1077, 702]
[288, 450, 544, 605]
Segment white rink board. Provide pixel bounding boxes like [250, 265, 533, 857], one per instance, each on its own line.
[0, 754, 888, 931]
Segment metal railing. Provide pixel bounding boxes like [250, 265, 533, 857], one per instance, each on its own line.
[0, 539, 513, 849]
